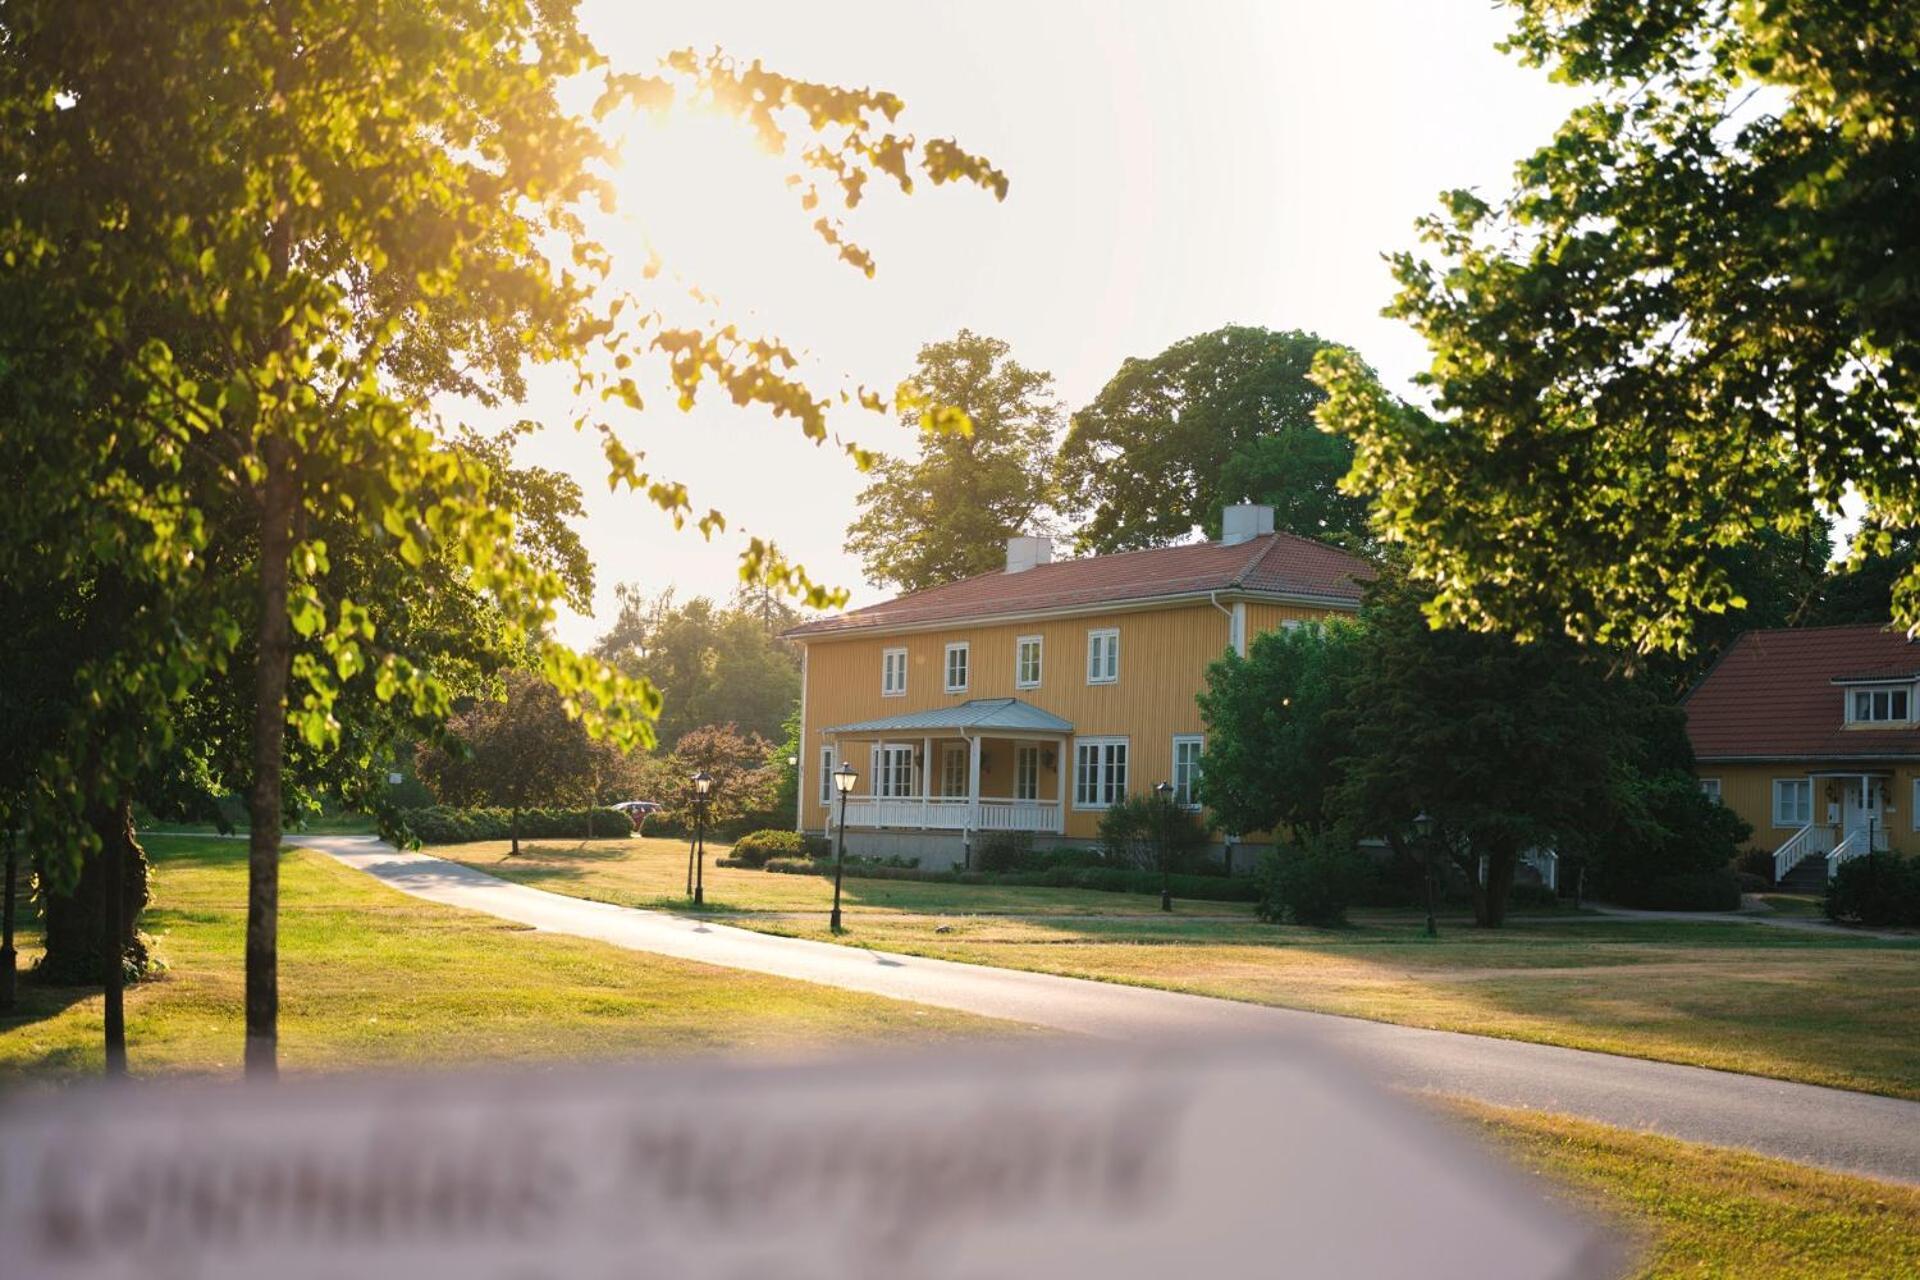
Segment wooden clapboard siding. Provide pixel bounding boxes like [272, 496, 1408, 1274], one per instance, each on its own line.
[799, 595, 1354, 839]
[1244, 600, 1339, 639]
[1702, 761, 1920, 855]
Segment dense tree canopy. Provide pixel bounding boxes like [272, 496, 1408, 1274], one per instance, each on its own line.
[592, 587, 800, 746]
[416, 674, 597, 855]
[1058, 326, 1371, 553]
[0, 1, 1004, 1072]
[846, 330, 1061, 592]
[1317, 0, 1920, 654]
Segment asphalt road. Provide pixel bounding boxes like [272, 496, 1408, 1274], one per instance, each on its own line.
[304, 835, 1920, 1186]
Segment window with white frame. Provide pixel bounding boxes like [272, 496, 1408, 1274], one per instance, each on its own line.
[819, 747, 836, 806]
[1015, 745, 1040, 801]
[1772, 778, 1812, 827]
[1016, 635, 1043, 688]
[1698, 777, 1722, 805]
[1086, 628, 1119, 685]
[881, 647, 908, 697]
[873, 744, 915, 798]
[941, 743, 968, 797]
[1073, 738, 1128, 809]
[1913, 778, 1920, 831]
[1172, 735, 1204, 808]
[1848, 685, 1911, 723]
[944, 642, 970, 693]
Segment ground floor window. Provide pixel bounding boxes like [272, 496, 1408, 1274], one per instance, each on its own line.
[1172, 735, 1204, 808]
[1772, 778, 1811, 827]
[873, 744, 915, 798]
[1015, 745, 1040, 801]
[1698, 777, 1721, 805]
[1074, 738, 1128, 809]
[819, 746, 835, 806]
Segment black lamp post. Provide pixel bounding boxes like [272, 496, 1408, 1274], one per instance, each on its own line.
[831, 761, 858, 932]
[1154, 780, 1175, 912]
[690, 770, 713, 905]
[1413, 811, 1437, 939]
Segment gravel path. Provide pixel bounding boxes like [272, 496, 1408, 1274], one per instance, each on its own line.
[304, 834, 1920, 1185]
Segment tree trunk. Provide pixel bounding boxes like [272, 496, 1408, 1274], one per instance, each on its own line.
[1475, 844, 1519, 929]
[37, 798, 151, 988]
[510, 807, 520, 857]
[1, 829, 17, 1011]
[246, 431, 296, 1078]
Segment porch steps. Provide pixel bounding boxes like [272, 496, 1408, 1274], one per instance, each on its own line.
[1779, 858, 1829, 894]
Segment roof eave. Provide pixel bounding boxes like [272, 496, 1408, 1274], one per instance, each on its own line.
[784, 586, 1362, 642]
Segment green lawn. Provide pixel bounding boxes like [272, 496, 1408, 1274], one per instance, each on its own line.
[431, 836, 1920, 1099]
[1474, 1104, 1920, 1278]
[0, 835, 1012, 1079]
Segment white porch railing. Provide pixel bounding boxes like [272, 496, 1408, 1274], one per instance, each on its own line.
[833, 795, 1061, 833]
[1827, 823, 1888, 874]
[1774, 823, 1837, 881]
[1521, 847, 1558, 891]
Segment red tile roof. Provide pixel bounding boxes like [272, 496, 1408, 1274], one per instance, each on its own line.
[786, 533, 1373, 639]
[1685, 625, 1920, 761]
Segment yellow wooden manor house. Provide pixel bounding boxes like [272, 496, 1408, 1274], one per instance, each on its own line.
[785, 505, 1372, 866]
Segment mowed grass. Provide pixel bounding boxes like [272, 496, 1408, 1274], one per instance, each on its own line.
[433, 836, 1920, 1099]
[0, 835, 1010, 1080]
[1471, 1104, 1920, 1278]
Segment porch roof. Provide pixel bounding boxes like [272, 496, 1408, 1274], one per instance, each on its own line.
[822, 697, 1073, 737]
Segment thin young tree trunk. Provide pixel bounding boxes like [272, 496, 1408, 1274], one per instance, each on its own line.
[1, 829, 17, 1011]
[246, 431, 296, 1078]
[102, 795, 128, 1076]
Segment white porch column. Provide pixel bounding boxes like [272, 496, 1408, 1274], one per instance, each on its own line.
[1056, 737, 1068, 834]
[968, 734, 983, 828]
[923, 735, 933, 799]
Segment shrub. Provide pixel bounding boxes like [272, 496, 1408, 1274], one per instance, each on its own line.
[730, 829, 807, 868]
[1098, 795, 1210, 874]
[1735, 871, 1769, 894]
[383, 805, 634, 846]
[1036, 846, 1108, 870]
[1255, 835, 1365, 926]
[1634, 869, 1743, 912]
[974, 830, 1035, 873]
[1505, 883, 1560, 911]
[1588, 771, 1751, 904]
[1736, 848, 1776, 886]
[1825, 853, 1920, 926]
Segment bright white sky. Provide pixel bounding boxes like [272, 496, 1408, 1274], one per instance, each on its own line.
[503, 1, 1585, 649]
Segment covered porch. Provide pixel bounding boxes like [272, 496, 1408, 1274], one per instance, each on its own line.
[822, 698, 1072, 836]
[1773, 770, 1893, 884]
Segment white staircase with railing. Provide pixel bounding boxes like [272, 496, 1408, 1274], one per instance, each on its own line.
[1773, 823, 1837, 883]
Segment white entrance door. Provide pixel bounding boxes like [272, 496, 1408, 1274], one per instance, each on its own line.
[1841, 778, 1883, 843]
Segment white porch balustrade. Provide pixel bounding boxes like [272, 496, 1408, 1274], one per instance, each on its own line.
[832, 795, 1062, 833]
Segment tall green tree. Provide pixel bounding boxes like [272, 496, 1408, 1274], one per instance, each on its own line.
[1196, 620, 1363, 839]
[1059, 326, 1372, 553]
[593, 588, 800, 746]
[1335, 567, 1633, 927]
[416, 674, 597, 856]
[1316, 0, 1919, 654]
[1, 5, 1004, 1074]
[846, 330, 1061, 592]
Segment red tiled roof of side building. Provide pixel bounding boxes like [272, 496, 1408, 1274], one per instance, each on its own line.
[784, 532, 1374, 639]
[1684, 624, 1920, 761]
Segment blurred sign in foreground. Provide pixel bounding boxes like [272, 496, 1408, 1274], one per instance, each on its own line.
[0, 1035, 1619, 1280]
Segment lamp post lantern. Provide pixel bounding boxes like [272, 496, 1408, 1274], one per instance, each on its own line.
[831, 762, 858, 932]
[1153, 780, 1175, 912]
[690, 770, 714, 905]
[1413, 811, 1437, 938]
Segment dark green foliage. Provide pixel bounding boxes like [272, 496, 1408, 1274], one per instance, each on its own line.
[384, 806, 634, 847]
[1197, 620, 1362, 838]
[1634, 871, 1744, 913]
[845, 330, 1062, 592]
[1059, 326, 1372, 553]
[1588, 771, 1752, 907]
[1098, 795, 1210, 876]
[1737, 849, 1777, 886]
[973, 831, 1035, 873]
[749, 857, 1259, 902]
[1825, 854, 1920, 927]
[1316, 0, 1920, 651]
[1255, 835, 1365, 926]
[729, 829, 807, 868]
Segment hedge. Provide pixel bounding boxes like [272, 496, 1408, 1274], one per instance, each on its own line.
[383, 805, 635, 846]
[745, 856, 1258, 903]
[1826, 853, 1920, 926]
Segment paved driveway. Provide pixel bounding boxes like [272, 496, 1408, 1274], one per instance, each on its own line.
[303, 835, 1920, 1185]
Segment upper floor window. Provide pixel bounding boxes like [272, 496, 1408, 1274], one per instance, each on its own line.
[1016, 635, 1043, 689]
[944, 641, 970, 693]
[881, 647, 908, 697]
[1848, 686, 1911, 723]
[1087, 628, 1119, 685]
[1172, 735, 1204, 808]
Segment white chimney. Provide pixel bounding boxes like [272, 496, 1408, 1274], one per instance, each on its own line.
[1220, 503, 1276, 546]
[1005, 535, 1054, 574]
